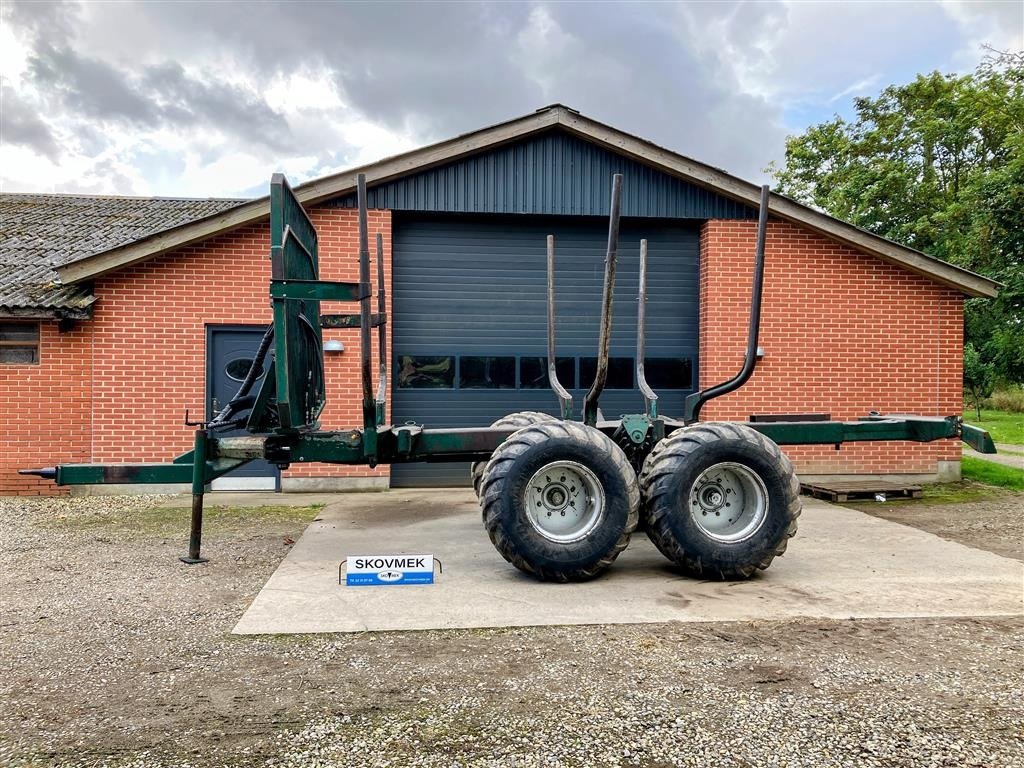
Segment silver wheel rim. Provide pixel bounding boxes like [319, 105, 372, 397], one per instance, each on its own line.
[525, 461, 605, 543]
[689, 462, 768, 543]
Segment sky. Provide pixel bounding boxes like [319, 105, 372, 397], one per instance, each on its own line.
[1, 0, 1021, 199]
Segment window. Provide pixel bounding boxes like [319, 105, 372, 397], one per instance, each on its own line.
[519, 356, 576, 389]
[460, 356, 515, 389]
[579, 357, 634, 390]
[0, 322, 40, 365]
[644, 357, 693, 390]
[225, 357, 265, 382]
[397, 355, 454, 388]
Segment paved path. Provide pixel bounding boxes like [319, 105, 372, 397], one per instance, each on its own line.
[234, 489, 1024, 634]
[964, 444, 1023, 469]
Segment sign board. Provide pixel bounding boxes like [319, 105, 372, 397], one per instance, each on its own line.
[344, 554, 435, 586]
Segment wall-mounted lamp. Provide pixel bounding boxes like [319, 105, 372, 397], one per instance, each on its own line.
[756, 346, 765, 359]
[324, 340, 345, 353]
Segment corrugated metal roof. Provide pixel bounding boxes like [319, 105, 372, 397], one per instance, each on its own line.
[331, 130, 758, 219]
[0, 193, 243, 314]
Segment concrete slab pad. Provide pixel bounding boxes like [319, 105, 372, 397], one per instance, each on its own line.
[233, 490, 1024, 634]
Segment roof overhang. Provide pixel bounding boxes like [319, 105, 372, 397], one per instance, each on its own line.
[0, 306, 92, 320]
[56, 105, 999, 299]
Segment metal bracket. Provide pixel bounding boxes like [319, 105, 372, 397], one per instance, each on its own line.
[620, 414, 652, 444]
[184, 409, 210, 428]
[394, 424, 423, 458]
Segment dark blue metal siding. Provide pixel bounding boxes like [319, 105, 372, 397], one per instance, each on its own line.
[331, 130, 755, 219]
[390, 215, 700, 487]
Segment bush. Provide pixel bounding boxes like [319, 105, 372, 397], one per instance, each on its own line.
[986, 385, 1024, 413]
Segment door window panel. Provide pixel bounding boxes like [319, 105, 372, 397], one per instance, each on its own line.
[579, 357, 634, 390]
[225, 357, 265, 382]
[519, 356, 576, 389]
[644, 357, 693, 389]
[459, 356, 515, 389]
[398, 356, 455, 388]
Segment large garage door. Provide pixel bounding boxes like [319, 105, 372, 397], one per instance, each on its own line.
[391, 214, 699, 487]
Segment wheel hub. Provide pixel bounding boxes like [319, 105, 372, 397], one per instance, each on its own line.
[689, 462, 768, 543]
[525, 461, 605, 543]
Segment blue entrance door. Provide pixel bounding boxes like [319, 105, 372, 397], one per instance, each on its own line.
[207, 326, 279, 490]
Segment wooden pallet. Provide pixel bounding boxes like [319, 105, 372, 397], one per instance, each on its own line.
[800, 480, 923, 502]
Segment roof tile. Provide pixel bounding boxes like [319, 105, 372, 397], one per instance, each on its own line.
[0, 193, 243, 312]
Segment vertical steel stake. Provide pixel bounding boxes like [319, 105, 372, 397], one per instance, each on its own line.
[374, 232, 388, 426]
[357, 174, 378, 461]
[682, 184, 771, 424]
[583, 173, 623, 426]
[636, 238, 658, 419]
[180, 428, 209, 564]
[546, 235, 573, 420]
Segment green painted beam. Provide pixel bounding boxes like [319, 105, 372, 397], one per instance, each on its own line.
[46, 415, 975, 487]
[270, 279, 369, 302]
[54, 457, 248, 486]
[56, 463, 193, 485]
[960, 422, 997, 454]
[320, 312, 385, 329]
[749, 416, 960, 446]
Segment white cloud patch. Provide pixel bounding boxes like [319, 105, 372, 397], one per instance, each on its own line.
[942, 0, 1024, 67]
[0, 0, 1020, 197]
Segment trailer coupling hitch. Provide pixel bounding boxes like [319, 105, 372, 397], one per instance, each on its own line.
[18, 467, 57, 480]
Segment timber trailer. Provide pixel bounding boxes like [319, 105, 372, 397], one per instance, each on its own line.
[23, 173, 996, 582]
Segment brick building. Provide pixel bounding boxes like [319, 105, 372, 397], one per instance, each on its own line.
[0, 105, 997, 495]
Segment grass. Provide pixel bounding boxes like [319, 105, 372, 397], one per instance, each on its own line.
[46, 503, 324, 537]
[917, 480, 1001, 504]
[841, 477, 1014, 509]
[961, 456, 1024, 491]
[963, 408, 1024, 446]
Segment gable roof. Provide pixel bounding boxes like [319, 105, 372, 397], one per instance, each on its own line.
[19, 104, 1000, 299]
[0, 193, 242, 317]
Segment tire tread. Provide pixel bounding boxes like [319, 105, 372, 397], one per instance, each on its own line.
[480, 420, 639, 581]
[639, 422, 801, 580]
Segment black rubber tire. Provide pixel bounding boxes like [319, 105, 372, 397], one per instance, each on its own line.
[470, 411, 556, 496]
[479, 420, 640, 582]
[639, 422, 801, 580]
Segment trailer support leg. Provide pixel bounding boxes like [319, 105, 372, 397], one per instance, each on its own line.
[180, 428, 209, 564]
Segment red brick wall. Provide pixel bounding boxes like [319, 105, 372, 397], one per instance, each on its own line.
[0, 321, 92, 495]
[2, 212, 964, 495]
[698, 219, 962, 475]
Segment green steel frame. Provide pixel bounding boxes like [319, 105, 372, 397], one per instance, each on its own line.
[21, 172, 996, 563]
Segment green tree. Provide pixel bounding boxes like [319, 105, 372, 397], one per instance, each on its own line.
[769, 49, 1024, 385]
[963, 343, 996, 421]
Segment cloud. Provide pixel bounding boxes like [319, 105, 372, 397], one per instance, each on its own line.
[827, 76, 882, 105]
[0, 81, 60, 160]
[942, 0, 1024, 62]
[512, 3, 787, 176]
[2, 0, 78, 46]
[29, 44, 162, 127]
[0, 0, 1020, 197]
[142, 62, 294, 151]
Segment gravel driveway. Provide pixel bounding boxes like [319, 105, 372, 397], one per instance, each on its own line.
[1, 493, 1022, 767]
